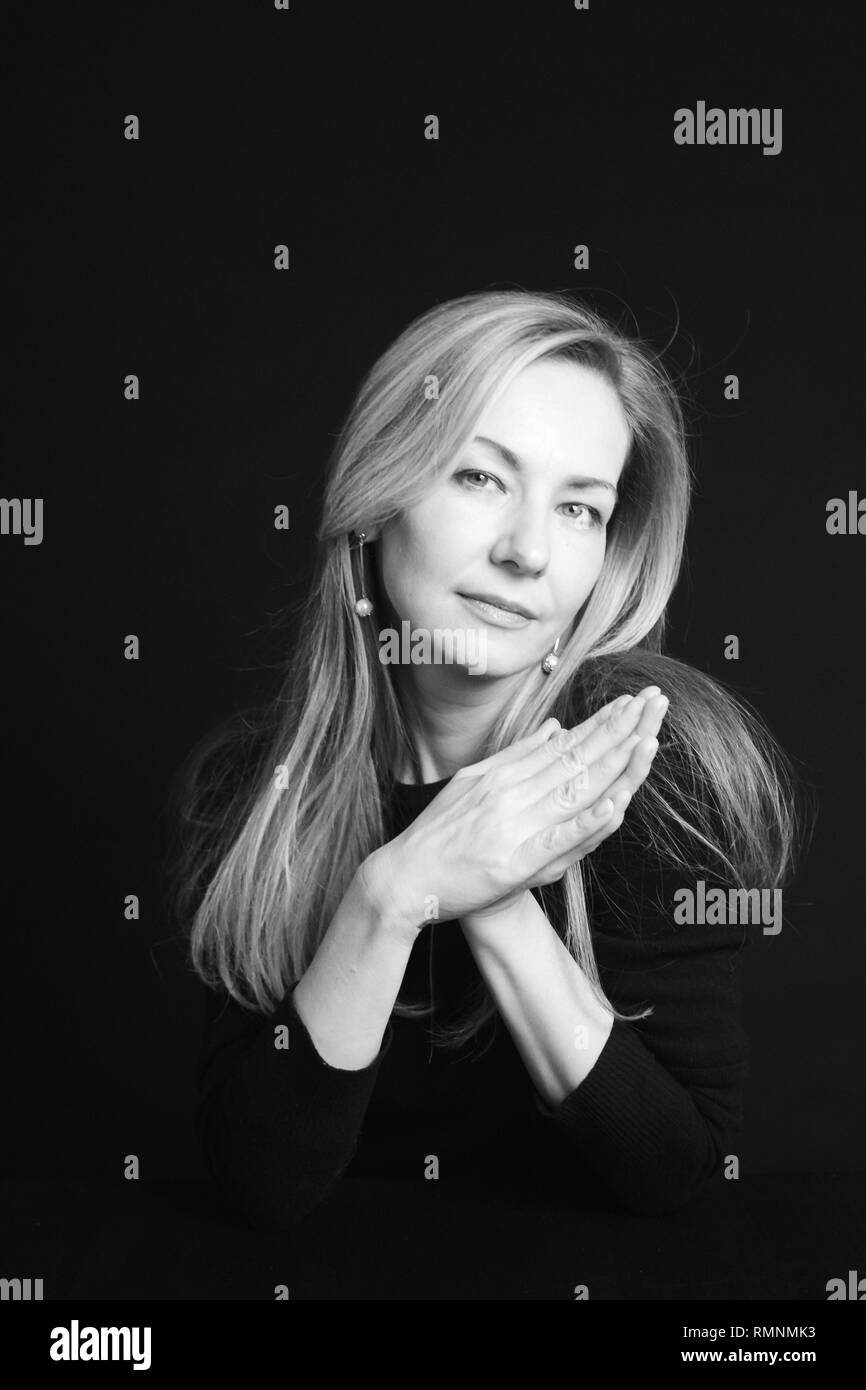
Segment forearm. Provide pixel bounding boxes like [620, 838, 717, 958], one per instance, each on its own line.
[461, 888, 750, 1215]
[461, 890, 614, 1108]
[196, 862, 416, 1233]
[292, 857, 421, 1070]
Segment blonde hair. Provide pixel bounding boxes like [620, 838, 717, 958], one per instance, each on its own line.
[164, 288, 811, 1050]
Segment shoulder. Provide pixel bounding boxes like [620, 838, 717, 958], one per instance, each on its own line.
[559, 649, 728, 728]
[585, 812, 751, 954]
[561, 660, 755, 950]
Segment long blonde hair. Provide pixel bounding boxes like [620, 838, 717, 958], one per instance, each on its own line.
[165, 288, 811, 1049]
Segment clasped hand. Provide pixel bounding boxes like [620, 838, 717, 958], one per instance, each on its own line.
[369, 686, 670, 933]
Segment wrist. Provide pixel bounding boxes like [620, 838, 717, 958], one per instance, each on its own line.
[462, 888, 533, 935]
[356, 844, 426, 946]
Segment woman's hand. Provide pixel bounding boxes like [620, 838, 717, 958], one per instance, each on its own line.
[467, 686, 669, 920]
[366, 687, 670, 935]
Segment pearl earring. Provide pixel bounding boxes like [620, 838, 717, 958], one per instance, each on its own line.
[353, 531, 373, 617]
[541, 635, 561, 674]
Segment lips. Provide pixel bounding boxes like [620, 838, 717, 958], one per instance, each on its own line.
[459, 592, 537, 619]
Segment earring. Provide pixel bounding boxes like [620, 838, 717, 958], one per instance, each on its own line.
[353, 531, 373, 616]
[541, 635, 561, 674]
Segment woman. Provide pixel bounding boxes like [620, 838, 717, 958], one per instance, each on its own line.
[167, 288, 804, 1233]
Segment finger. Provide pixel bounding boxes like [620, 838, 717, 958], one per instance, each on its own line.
[581, 725, 664, 806]
[511, 694, 651, 804]
[542, 733, 664, 875]
[466, 692, 633, 785]
[528, 766, 641, 878]
[516, 688, 670, 804]
[515, 793, 626, 879]
[517, 698, 667, 876]
[495, 685, 664, 789]
[512, 720, 663, 860]
[632, 691, 668, 740]
[574, 688, 668, 767]
[590, 696, 666, 808]
[454, 716, 562, 779]
[497, 693, 637, 789]
[592, 731, 662, 815]
[541, 799, 624, 874]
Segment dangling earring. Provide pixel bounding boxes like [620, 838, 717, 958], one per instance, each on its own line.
[353, 530, 373, 616]
[541, 635, 561, 674]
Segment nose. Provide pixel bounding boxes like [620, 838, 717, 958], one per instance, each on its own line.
[489, 506, 550, 576]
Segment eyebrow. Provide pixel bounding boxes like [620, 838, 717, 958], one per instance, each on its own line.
[472, 435, 619, 502]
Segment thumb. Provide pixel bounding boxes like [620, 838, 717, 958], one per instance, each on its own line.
[456, 718, 561, 778]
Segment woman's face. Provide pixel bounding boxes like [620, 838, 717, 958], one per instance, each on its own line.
[375, 358, 631, 682]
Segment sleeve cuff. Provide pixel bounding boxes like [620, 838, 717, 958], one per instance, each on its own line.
[222, 985, 395, 1130]
[536, 1018, 672, 1152]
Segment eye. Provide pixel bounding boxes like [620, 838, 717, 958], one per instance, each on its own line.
[454, 471, 606, 527]
[454, 469, 499, 490]
[561, 502, 604, 528]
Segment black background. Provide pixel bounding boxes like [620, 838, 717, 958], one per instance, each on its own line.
[2, 0, 863, 1218]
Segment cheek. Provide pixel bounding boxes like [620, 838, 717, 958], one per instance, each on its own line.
[554, 533, 607, 605]
[402, 502, 466, 571]
[382, 526, 439, 596]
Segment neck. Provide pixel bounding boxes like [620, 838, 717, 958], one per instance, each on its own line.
[392, 663, 526, 784]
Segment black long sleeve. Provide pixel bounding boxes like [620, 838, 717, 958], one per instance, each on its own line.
[536, 849, 751, 1215]
[195, 982, 395, 1231]
[192, 776, 752, 1230]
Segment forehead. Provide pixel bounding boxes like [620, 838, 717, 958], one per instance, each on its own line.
[474, 358, 630, 474]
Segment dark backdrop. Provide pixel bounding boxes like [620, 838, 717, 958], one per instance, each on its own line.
[3, 2, 863, 1198]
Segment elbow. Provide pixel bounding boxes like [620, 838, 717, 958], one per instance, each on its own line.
[197, 1113, 345, 1233]
[617, 1178, 708, 1219]
[207, 1159, 334, 1234]
[608, 1136, 725, 1218]
[236, 1194, 315, 1235]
